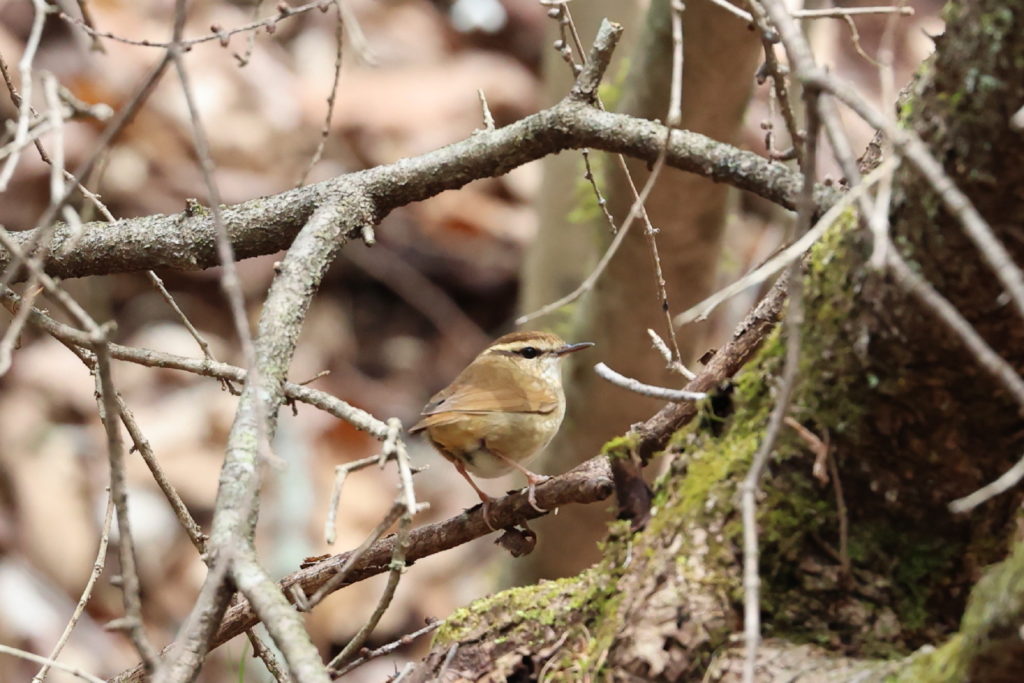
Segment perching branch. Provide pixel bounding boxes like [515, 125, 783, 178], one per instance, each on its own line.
[1, 108, 838, 284]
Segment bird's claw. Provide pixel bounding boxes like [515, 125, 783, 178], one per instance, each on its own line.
[480, 499, 497, 531]
[526, 480, 549, 514]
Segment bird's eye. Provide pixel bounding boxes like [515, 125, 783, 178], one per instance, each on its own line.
[518, 346, 540, 359]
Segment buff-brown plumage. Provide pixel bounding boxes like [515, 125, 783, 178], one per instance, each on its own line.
[409, 331, 593, 524]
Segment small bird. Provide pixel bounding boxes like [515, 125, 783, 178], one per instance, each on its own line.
[410, 331, 594, 527]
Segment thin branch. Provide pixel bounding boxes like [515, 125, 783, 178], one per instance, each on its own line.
[0, 286, 391, 438]
[647, 328, 696, 379]
[674, 157, 896, 325]
[58, 0, 329, 50]
[232, 0, 267, 67]
[703, 0, 913, 23]
[330, 618, 442, 678]
[31, 494, 114, 682]
[327, 515, 413, 669]
[328, 420, 421, 668]
[233, 546, 330, 681]
[144, 271, 225, 371]
[476, 89, 496, 131]
[949, 452, 1024, 514]
[297, 0, 344, 187]
[0, 644, 105, 683]
[794, 6, 914, 19]
[516, 136, 671, 326]
[527, 8, 687, 365]
[594, 362, 707, 402]
[740, 43, 820, 677]
[93, 326, 160, 671]
[244, 629, 290, 683]
[0, 0, 46, 191]
[171, 32, 259, 379]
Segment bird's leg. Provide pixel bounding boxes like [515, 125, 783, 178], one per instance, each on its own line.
[490, 451, 550, 514]
[453, 459, 497, 531]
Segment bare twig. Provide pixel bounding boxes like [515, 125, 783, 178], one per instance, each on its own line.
[330, 618, 442, 677]
[795, 6, 913, 19]
[73, 0, 106, 52]
[648, 328, 696, 379]
[740, 35, 820, 675]
[297, 0, 343, 187]
[144, 271, 224, 369]
[524, 8, 687, 365]
[93, 326, 160, 671]
[328, 515, 414, 668]
[949, 452, 1024, 514]
[232, 545, 329, 681]
[747, 0, 804, 170]
[0, 0, 46, 190]
[674, 158, 896, 325]
[1, 286, 391, 439]
[477, 89, 496, 131]
[233, 0, 267, 66]
[827, 447, 850, 577]
[171, 31, 259, 381]
[328, 421, 422, 666]
[31, 495, 114, 682]
[0, 644, 105, 683]
[594, 362, 707, 402]
[50, 332, 211, 554]
[58, 0, 329, 50]
[704, 0, 913, 23]
[244, 629, 290, 683]
[784, 416, 829, 484]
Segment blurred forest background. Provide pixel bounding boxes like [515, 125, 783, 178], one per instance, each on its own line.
[0, 0, 943, 680]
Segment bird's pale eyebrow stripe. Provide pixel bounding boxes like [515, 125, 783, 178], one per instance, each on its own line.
[485, 345, 550, 356]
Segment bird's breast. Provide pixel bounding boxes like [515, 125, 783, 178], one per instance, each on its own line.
[425, 403, 565, 478]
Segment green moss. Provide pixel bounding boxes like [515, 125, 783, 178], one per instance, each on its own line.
[433, 561, 625, 678]
[796, 209, 870, 439]
[600, 433, 639, 460]
[436, 575, 582, 645]
[893, 634, 968, 682]
[666, 333, 782, 519]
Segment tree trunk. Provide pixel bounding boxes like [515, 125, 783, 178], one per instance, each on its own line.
[413, 1, 1024, 678]
[517, 0, 761, 582]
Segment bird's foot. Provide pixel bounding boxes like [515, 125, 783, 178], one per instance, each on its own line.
[524, 474, 551, 514]
[479, 498, 497, 531]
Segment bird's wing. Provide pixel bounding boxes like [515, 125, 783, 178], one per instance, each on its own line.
[418, 359, 559, 417]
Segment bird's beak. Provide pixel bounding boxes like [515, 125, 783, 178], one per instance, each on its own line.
[554, 341, 595, 356]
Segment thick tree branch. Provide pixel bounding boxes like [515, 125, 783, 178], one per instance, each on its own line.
[1, 106, 837, 282]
